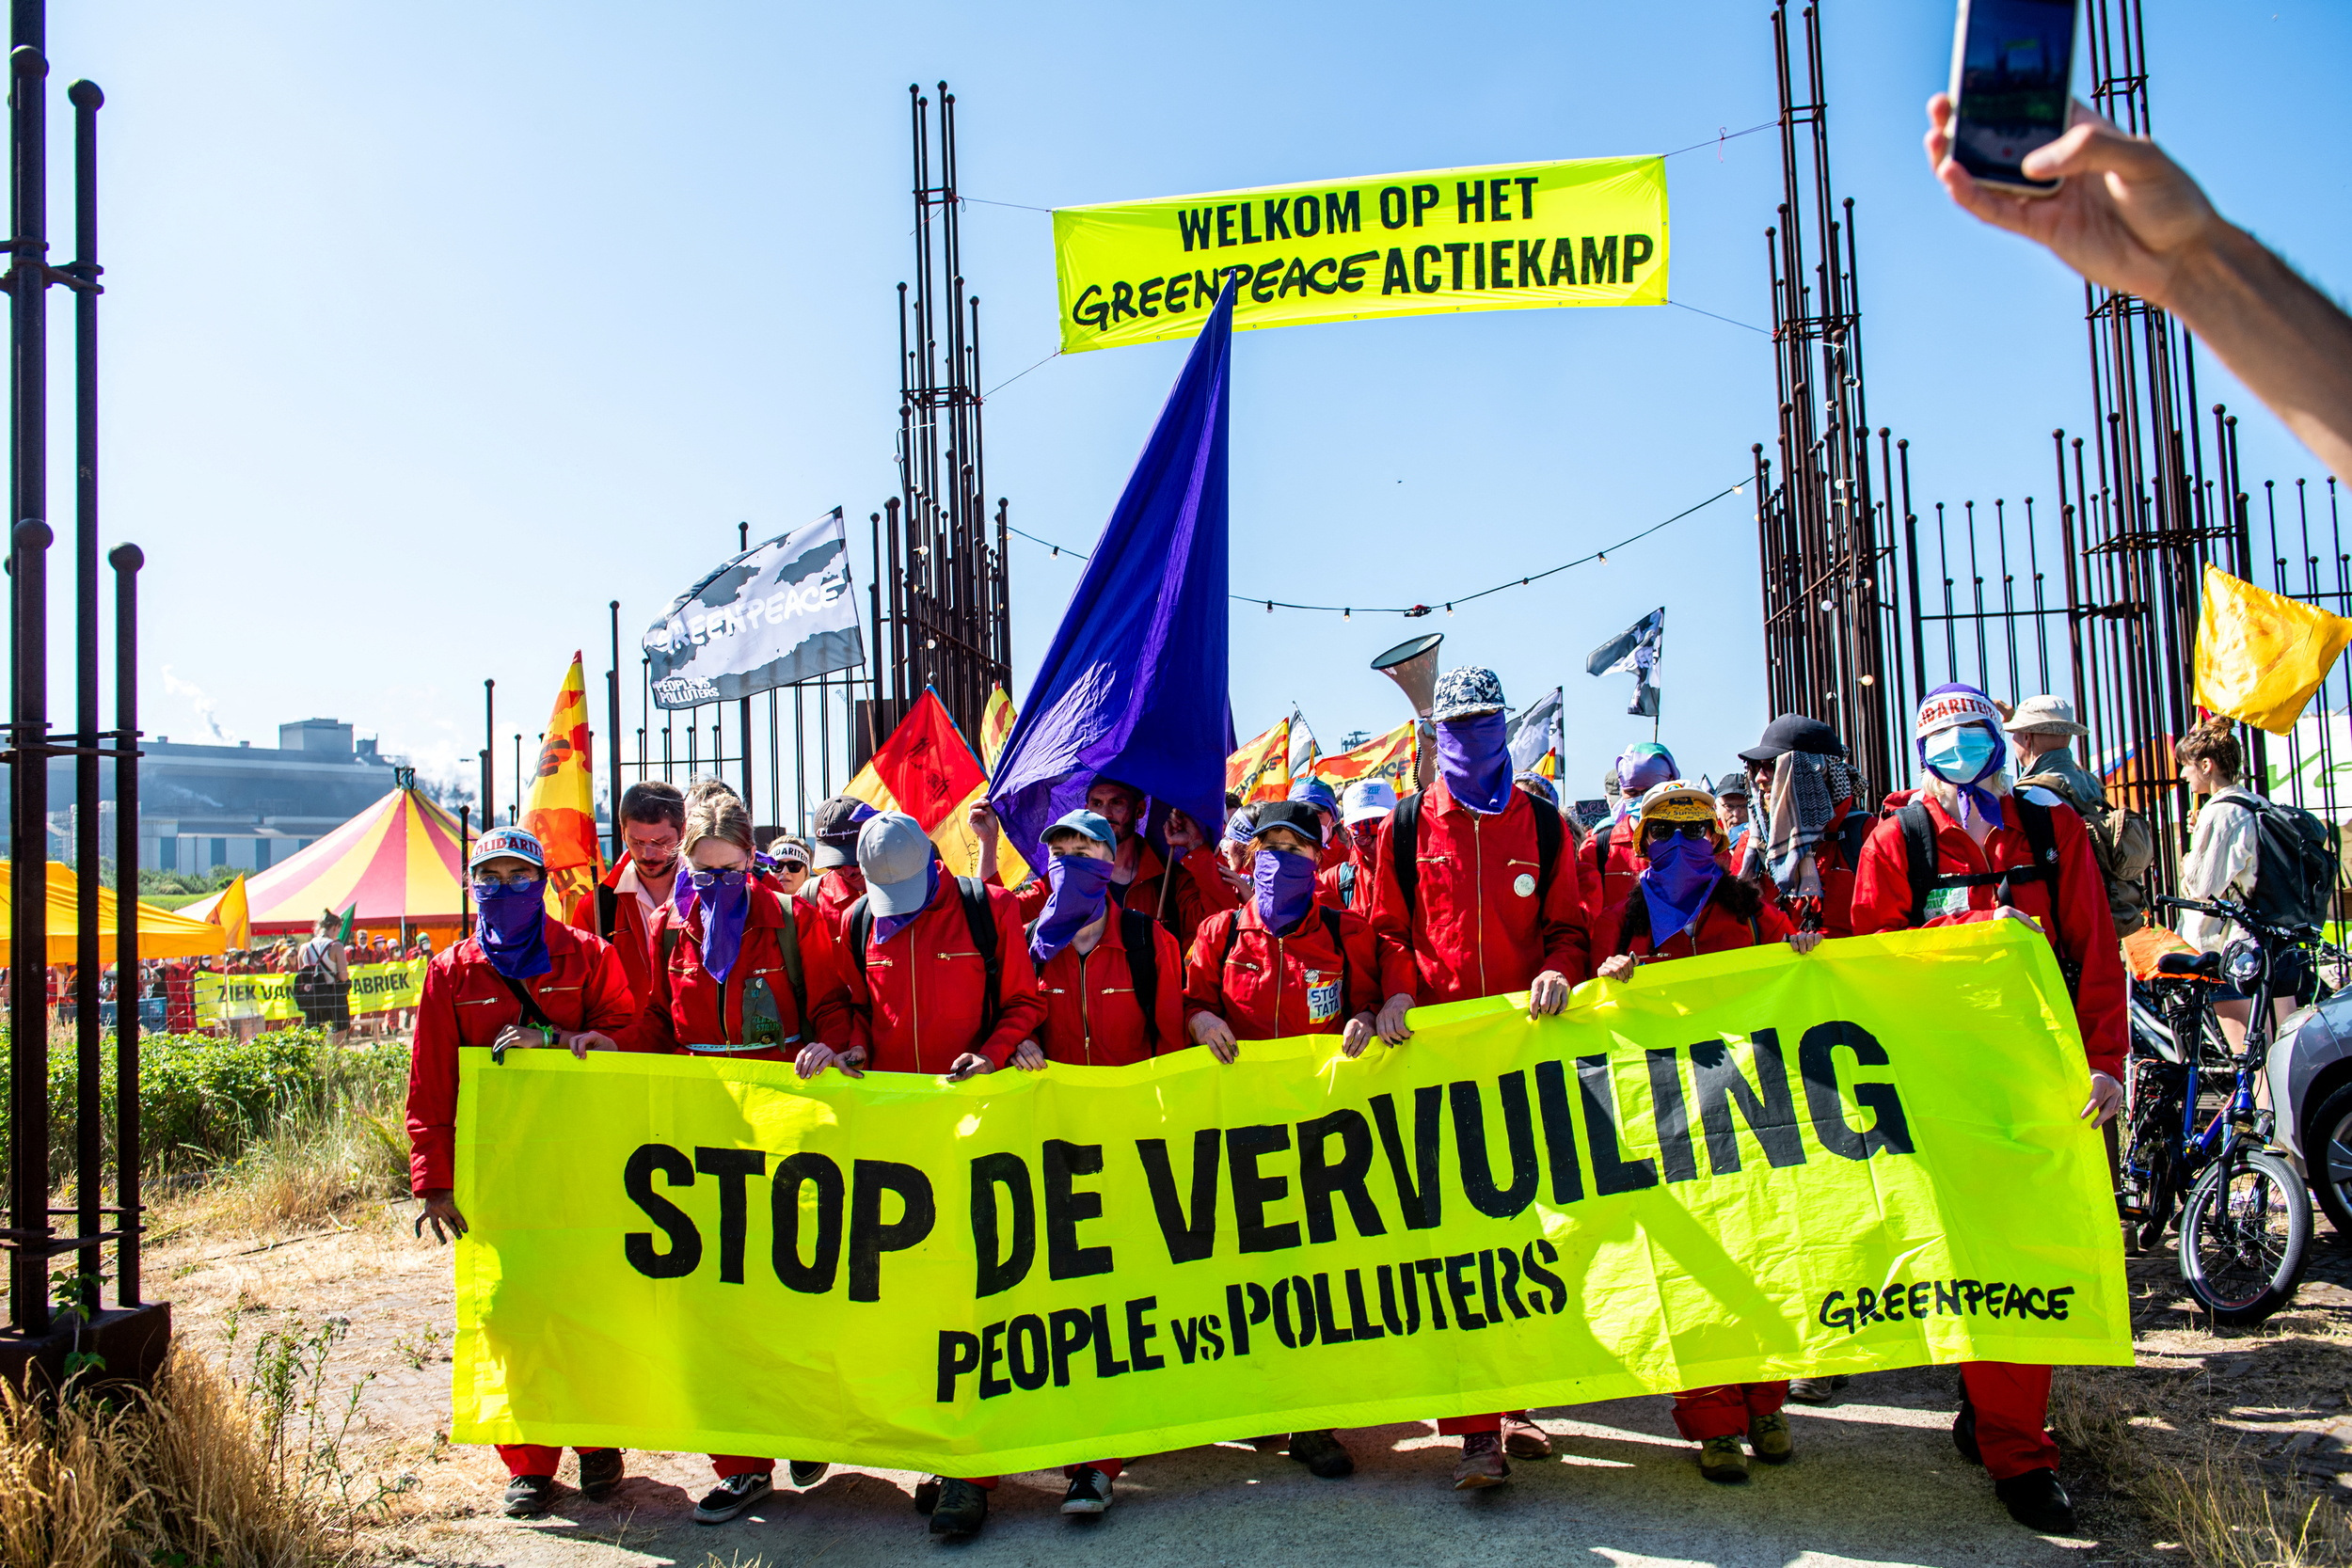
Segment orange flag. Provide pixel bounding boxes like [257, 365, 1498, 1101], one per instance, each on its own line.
[1227, 717, 1292, 803]
[520, 653, 605, 915]
[1313, 721, 1418, 795]
[847, 689, 1030, 885]
[210, 872, 252, 950]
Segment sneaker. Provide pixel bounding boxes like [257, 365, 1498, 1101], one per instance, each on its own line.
[787, 1460, 828, 1488]
[1500, 1413, 1554, 1459]
[1698, 1434, 1748, 1484]
[1953, 1391, 1982, 1465]
[1286, 1429, 1355, 1479]
[912, 1476, 943, 1514]
[693, 1471, 773, 1526]
[501, 1474, 555, 1518]
[1993, 1467, 2078, 1534]
[1061, 1464, 1114, 1515]
[1787, 1375, 1848, 1405]
[929, 1478, 991, 1537]
[578, 1449, 624, 1500]
[1452, 1431, 1510, 1490]
[1747, 1410, 1793, 1465]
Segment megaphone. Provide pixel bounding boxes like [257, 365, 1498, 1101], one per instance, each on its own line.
[1370, 632, 1444, 790]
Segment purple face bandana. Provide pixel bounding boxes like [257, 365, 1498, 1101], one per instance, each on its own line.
[873, 860, 941, 946]
[1253, 847, 1320, 932]
[1638, 835, 1721, 948]
[690, 868, 752, 984]
[474, 880, 552, 979]
[1031, 853, 1116, 964]
[1436, 713, 1513, 815]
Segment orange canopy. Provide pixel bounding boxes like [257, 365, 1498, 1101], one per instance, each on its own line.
[0, 862, 228, 963]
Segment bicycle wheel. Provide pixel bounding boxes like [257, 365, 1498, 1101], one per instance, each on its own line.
[2178, 1148, 2311, 1325]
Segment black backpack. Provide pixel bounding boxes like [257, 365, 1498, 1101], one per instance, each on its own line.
[1026, 906, 1163, 1052]
[2211, 794, 2340, 932]
[847, 877, 1004, 1037]
[1390, 790, 1564, 918]
[1895, 794, 2081, 997]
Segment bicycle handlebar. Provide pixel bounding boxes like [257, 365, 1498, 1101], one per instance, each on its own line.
[2153, 895, 2318, 943]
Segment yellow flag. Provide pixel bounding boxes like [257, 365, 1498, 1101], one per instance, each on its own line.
[212, 872, 251, 951]
[978, 687, 1016, 771]
[2193, 564, 2352, 735]
[1227, 717, 1291, 804]
[519, 654, 604, 914]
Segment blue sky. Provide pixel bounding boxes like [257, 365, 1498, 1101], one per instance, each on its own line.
[44, 0, 2349, 819]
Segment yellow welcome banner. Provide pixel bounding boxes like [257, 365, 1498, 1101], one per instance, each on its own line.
[193, 959, 427, 1023]
[1054, 156, 1668, 353]
[452, 923, 2126, 1474]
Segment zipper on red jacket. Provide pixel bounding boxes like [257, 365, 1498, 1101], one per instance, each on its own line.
[1078, 948, 1093, 1064]
[1472, 812, 1488, 999]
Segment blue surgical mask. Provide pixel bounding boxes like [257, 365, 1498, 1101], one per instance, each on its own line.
[1922, 724, 2000, 784]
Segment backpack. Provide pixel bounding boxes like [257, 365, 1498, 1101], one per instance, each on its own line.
[1026, 906, 1163, 1052]
[848, 877, 1004, 1038]
[2018, 769, 2155, 937]
[1391, 790, 1564, 919]
[1896, 794, 2081, 998]
[2210, 794, 2340, 933]
[292, 938, 340, 1006]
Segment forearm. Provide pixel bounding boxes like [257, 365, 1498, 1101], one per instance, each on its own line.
[2164, 224, 2352, 481]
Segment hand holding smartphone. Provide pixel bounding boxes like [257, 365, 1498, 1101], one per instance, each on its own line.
[1947, 0, 2081, 197]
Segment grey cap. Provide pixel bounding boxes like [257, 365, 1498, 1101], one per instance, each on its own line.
[2003, 694, 2089, 736]
[856, 811, 938, 916]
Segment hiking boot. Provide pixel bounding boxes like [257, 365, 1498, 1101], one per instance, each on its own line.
[1994, 1468, 2078, 1534]
[1061, 1464, 1114, 1515]
[1501, 1413, 1554, 1459]
[1787, 1375, 1848, 1404]
[1953, 1391, 1983, 1465]
[1287, 1429, 1355, 1479]
[1747, 1410, 1793, 1464]
[577, 1449, 623, 1500]
[692, 1471, 772, 1526]
[912, 1476, 943, 1514]
[787, 1460, 828, 1488]
[1698, 1434, 1748, 1484]
[1452, 1431, 1510, 1490]
[501, 1474, 555, 1518]
[929, 1479, 991, 1537]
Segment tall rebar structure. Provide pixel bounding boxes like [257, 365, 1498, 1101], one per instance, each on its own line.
[865, 82, 1011, 757]
[1753, 2, 1906, 791]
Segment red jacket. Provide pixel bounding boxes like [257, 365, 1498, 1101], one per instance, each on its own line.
[1032, 912, 1188, 1066]
[1849, 789, 2126, 1079]
[565, 860, 675, 1022]
[1581, 822, 1645, 926]
[1598, 883, 1796, 963]
[1136, 845, 1242, 950]
[1367, 780, 1594, 1006]
[633, 884, 854, 1061]
[1316, 831, 1381, 914]
[842, 875, 1048, 1074]
[405, 919, 637, 1193]
[1184, 899, 1415, 1040]
[808, 865, 866, 938]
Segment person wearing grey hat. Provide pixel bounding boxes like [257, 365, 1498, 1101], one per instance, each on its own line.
[2002, 695, 2105, 812]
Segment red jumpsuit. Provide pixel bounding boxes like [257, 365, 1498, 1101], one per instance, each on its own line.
[565, 860, 674, 1020]
[403, 917, 636, 1480]
[806, 865, 866, 939]
[634, 885, 853, 1061]
[1599, 881, 1799, 1441]
[842, 876, 1047, 1073]
[1183, 900, 1412, 1040]
[1849, 788, 2127, 1481]
[1032, 915, 1187, 1067]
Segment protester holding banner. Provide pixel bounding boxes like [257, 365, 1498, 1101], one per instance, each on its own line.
[1365, 664, 1590, 1490]
[567, 780, 687, 1019]
[1593, 780, 1822, 1484]
[405, 825, 638, 1520]
[1739, 714, 1866, 938]
[1023, 809, 1186, 1069]
[1848, 683, 2127, 1536]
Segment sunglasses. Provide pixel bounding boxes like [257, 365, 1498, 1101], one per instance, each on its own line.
[777, 859, 808, 874]
[687, 867, 749, 890]
[1643, 821, 1714, 844]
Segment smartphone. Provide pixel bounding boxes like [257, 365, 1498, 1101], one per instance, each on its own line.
[1947, 0, 2080, 197]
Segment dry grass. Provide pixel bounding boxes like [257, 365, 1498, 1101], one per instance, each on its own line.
[2139, 1448, 2352, 1567]
[168, 1102, 408, 1240]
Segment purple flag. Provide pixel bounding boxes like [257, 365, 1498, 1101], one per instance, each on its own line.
[990, 286, 1234, 872]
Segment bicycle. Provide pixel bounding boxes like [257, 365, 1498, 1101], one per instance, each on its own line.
[2119, 895, 2313, 1324]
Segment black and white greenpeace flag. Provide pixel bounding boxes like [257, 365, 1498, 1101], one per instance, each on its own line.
[643, 509, 865, 709]
[1586, 607, 1663, 719]
[1504, 686, 1564, 774]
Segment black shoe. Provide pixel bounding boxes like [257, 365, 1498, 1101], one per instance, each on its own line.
[502, 1474, 555, 1518]
[929, 1479, 991, 1537]
[693, 1471, 773, 1526]
[913, 1476, 943, 1514]
[578, 1449, 624, 1500]
[787, 1460, 829, 1488]
[1953, 1392, 1982, 1465]
[1994, 1468, 2077, 1534]
[1061, 1464, 1114, 1515]
[1286, 1428, 1354, 1479]
[1787, 1374, 1849, 1404]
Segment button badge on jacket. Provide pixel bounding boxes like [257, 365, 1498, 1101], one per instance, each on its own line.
[1513, 873, 1536, 897]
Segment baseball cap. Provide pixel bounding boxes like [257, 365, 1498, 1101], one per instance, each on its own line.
[1043, 809, 1119, 851]
[469, 826, 546, 871]
[1430, 666, 1506, 721]
[811, 795, 878, 870]
[1250, 800, 1327, 847]
[1341, 777, 1397, 825]
[1739, 713, 1847, 766]
[1288, 776, 1340, 817]
[856, 812, 938, 916]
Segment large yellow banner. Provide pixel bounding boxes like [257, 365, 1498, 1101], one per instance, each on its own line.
[451, 923, 2126, 1474]
[1054, 156, 1668, 353]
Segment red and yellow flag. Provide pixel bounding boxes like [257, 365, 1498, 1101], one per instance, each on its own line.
[1227, 717, 1292, 803]
[520, 653, 605, 915]
[979, 686, 1017, 771]
[847, 689, 1031, 886]
[1313, 721, 1417, 795]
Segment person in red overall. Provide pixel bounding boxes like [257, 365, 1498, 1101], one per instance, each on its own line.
[1592, 781, 1824, 1484]
[1182, 799, 1413, 1482]
[803, 795, 877, 939]
[629, 791, 848, 1525]
[1738, 713, 1867, 941]
[1849, 682, 2125, 1539]
[566, 780, 685, 1026]
[1365, 664, 1593, 1490]
[1583, 742, 1678, 925]
[404, 826, 637, 1521]
[793, 810, 1046, 1541]
[1317, 777, 1394, 913]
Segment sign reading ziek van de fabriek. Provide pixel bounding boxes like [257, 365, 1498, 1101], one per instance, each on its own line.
[1052, 156, 1668, 353]
[450, 923, 2127, 1475]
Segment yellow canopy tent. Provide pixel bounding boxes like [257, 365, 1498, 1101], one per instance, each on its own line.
[0, 861, 229, 963]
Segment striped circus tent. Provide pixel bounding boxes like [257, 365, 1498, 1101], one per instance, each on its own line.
[180, 787, 475, 936]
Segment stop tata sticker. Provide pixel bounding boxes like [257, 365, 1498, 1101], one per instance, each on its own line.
[1513, 873, 1535, 897]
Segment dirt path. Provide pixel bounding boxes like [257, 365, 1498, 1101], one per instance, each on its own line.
[147, 1205, 2352, 1568]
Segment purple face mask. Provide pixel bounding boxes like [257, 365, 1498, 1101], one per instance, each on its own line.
[1031, 852, 1116, 964]
[474, 879, 551, 979]
[691, 868, 752, 984]
[1638, 835, 1721, 947]
[1252, 847, 1320, 932]
[1436, 713, 1513, 815]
